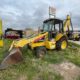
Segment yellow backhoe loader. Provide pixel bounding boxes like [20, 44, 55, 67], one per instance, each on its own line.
[0, 18, 68, 69]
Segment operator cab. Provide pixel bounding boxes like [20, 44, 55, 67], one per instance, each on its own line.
[43, 18, 63, 39]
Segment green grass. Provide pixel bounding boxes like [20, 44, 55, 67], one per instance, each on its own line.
[76, 76, 80, 80]
[0, 39, 80, 80]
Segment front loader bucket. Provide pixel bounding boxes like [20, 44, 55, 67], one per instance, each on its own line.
[0, 48, 23, 69]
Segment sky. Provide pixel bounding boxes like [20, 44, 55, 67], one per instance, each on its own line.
[0, 0, 80, 30]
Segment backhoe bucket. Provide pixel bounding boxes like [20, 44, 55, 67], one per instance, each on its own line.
[0, 48, 23, 69]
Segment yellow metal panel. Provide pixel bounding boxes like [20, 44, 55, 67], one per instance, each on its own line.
[0, 19, 3, 47]
[45, 41, 56, 49]
[0, 40, 3, 47]
[55, 33, 63, 41]
[0, 19, 2, 35]
[30, 42, 45, 49]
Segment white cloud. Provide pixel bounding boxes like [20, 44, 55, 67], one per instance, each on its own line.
[0, 0, 80, 30]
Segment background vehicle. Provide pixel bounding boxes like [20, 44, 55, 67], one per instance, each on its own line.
[5, 28, 23, 39]
[0, 19, 3, 47]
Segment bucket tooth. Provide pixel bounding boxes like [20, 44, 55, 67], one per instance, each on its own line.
[0, 48, 23, 69]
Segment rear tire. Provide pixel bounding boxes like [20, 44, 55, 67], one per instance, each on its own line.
[35, 46, 46, 58]
[74, 37, 80, 41]
[56, 37, 68, 50]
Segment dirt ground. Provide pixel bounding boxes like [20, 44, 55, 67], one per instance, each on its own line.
[48, 61, 80, 80]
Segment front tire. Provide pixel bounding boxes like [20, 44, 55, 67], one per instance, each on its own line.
[74, 37, 80, 41]
[35, 46, 46, 58]
[56, 37, 68, 50]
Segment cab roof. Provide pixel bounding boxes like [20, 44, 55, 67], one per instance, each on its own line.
[43, 18, 63, 24]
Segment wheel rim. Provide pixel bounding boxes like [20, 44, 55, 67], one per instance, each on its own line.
[61, 41, 67, 49]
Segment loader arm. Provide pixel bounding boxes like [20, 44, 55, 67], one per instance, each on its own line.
[63, 15, 80, 40]
[9, 32, 48, 50]
[0, 32, 48, 69]
[63, 15, 73, 32]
